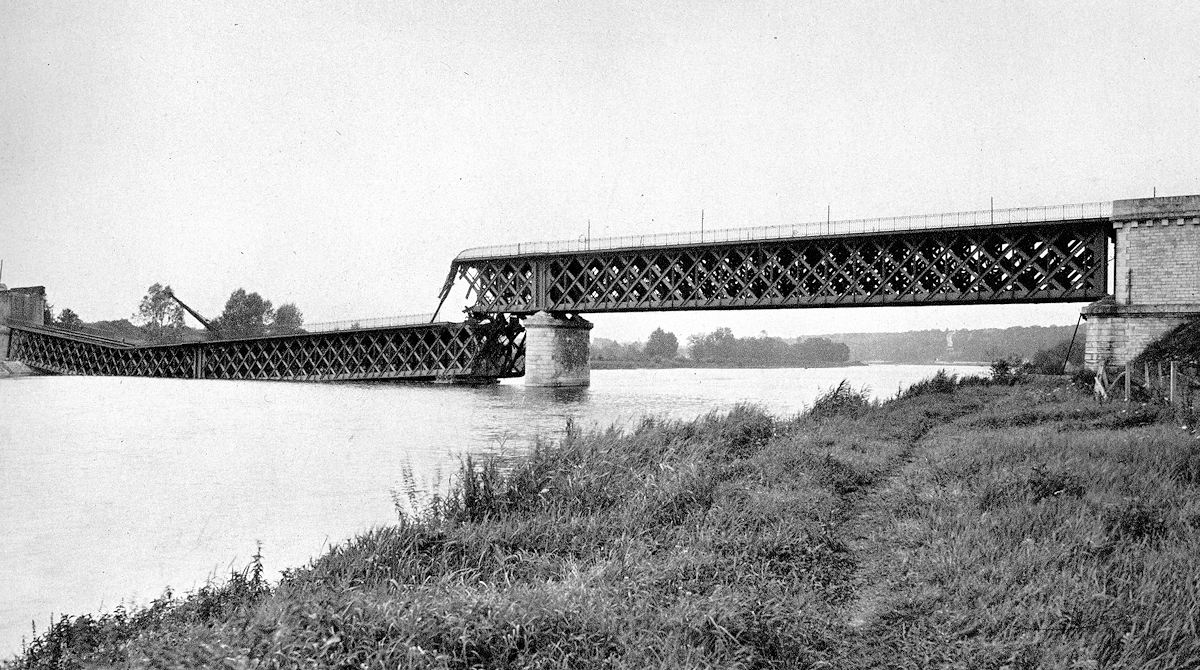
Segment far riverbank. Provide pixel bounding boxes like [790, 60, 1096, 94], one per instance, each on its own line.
[590, 358, 865, 370]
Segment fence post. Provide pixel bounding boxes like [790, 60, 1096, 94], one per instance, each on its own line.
[1145, 362, 1151, 396]
[1125, 361, 1132, 402]
[1169, 361, 1177, 406]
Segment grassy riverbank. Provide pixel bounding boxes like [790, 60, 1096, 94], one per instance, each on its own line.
[10, 376, 1200, 668]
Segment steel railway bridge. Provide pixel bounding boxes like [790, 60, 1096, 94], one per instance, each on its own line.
[445, 202, 1111, 315]
[5, 198, 1128, 383]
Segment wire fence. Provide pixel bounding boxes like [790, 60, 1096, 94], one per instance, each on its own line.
[1098, 359, 1200, 412]
[455, 201, 1113, 260]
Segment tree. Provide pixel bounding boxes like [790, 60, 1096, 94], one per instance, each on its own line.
[590, 337, 644, 361]
[1028, 337, 1085, 374]
[644, 327, 679, 359]
[135, 283, 186, 343]
[271, 303, 304, 334]
[56, 308, 84, 330]
[687, 327, 735, 362]
[211, 289, 275, 338]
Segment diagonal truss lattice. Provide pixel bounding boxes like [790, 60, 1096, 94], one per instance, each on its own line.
[450, 222, 1109, 314]
[7, 320, 524, 382]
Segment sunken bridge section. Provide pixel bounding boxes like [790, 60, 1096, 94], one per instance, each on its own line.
[6, 319, 524, 382]
[448, 203, 1112, 315]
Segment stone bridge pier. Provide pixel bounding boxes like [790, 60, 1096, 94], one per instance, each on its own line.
[1, 285, 46, 377]
[522, 311, 593, 387]
[1084, 195, 1200, 370]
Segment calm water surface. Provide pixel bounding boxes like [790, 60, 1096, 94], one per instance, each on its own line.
[0, 364, 983, 654]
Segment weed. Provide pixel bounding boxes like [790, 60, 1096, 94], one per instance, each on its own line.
[1026, 464, 1086, 502]
[1171, 442, 1200, 486]
[1103, 498, 1171, 544]
[703, 404, 774, 459]
[977, 480, 1020, 511]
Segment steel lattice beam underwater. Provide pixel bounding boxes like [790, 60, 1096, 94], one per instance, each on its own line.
[7, 319, 524, 383]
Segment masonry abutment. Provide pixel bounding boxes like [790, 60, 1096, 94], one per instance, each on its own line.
[521, 311, 593, 387]
[0, 286, 46, 376]
[1, 286, 46, 359]
[1083, 195, 1200, 371]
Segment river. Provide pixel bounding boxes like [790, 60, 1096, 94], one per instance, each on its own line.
[0, 364, 984, 655]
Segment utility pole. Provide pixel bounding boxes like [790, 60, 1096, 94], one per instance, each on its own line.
[700, 209, 704, 241]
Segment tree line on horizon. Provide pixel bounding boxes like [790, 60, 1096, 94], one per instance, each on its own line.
[593, 327, 850, 366]
[593, 324, 1086, 368]
[834, 325, 1082, 363]
[47, 284, 304, 344]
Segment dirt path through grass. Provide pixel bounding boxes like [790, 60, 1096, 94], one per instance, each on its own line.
[829, 390, 984, 635]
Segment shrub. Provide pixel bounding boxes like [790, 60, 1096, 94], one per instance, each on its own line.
[807, 380, 871, 420]
[1071, 367, 1096, 392]
[990, 359, 1025, 385]
[900, 369, 958, 399]
[1027, 337, 1084, 374]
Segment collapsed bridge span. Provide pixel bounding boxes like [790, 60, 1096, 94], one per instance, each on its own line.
[5, 318, 524, 383]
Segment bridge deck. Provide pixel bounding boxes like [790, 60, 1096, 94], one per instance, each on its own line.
[447, 201, 1112, 315]
[7, 319, 524, 383]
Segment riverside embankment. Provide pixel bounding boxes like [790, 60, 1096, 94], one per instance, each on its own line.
[9, 374, 1200, 668]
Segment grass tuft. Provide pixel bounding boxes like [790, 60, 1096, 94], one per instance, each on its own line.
[1026, 463, 1086, 502]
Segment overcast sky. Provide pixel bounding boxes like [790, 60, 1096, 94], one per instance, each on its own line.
[3, 1, 1199, 342]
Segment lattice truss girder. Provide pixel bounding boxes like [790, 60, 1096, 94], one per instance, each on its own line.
[8, 321, 525, 381]
[455, 223, 1109, 313]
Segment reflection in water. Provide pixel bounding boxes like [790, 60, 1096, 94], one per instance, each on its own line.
[538, 386, 592, 405]
[0, 364, 983, 654]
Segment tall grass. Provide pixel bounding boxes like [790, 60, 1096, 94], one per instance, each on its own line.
[8, 377, 1200, 669]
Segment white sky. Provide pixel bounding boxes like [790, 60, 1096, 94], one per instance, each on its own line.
[3, 1, 1199, 342]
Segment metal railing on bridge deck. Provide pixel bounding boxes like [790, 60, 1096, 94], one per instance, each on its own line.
[12, 314, 442, 343]
[3, 319, 137, 348]
[301, 313, 438, 333]
[455, 201, 1113, 260]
